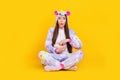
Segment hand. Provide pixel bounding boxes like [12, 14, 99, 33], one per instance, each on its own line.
[59, 39, 70, 46]
[55, 45, 66, 54]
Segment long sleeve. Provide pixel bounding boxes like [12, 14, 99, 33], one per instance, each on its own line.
[45, 28, 56, 54]
[69, 29, 82, 49]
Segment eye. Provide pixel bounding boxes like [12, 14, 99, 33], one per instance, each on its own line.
[58, 17, 61, 20]
[63, 17, 66, 20]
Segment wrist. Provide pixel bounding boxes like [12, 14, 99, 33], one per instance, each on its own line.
[55, 48, 60, 54]
[55, 48, 58, 53]
[66, 39, 69, 42]
[67, 39, 71, 43]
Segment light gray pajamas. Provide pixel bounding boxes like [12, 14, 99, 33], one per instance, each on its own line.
[38, 27, 84, 70]
[38, 50, 84, 70]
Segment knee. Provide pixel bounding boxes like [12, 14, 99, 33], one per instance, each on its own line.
[76, 50, 84, 60]
[79, 50, 84, 57]
[38, 51, 42, 59]
[38, 50, 46, 58]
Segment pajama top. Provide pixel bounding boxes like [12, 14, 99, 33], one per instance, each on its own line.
[45, 27, 82, 61]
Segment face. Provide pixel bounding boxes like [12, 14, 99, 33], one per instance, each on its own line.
[57, 14, 66, 28]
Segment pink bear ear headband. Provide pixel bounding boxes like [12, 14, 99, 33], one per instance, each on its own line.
[54, 10, 70, 16]
[54, 10, 70, 23]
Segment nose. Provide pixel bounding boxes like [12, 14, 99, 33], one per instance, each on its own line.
[60, 20, 63, 22]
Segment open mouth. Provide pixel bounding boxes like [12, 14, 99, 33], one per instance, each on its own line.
[60, 23, 64, 25]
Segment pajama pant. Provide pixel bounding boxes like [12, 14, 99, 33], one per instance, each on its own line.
[38, 50, 84, 69]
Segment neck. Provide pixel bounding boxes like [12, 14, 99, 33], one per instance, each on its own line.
[59, 27, 64, 29]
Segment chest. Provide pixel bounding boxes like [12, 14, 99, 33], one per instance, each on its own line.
[56, 29, 66, 43]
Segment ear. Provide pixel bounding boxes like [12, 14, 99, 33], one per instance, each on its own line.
[54, 10, 58, 15]
[66, 11, 70, 16]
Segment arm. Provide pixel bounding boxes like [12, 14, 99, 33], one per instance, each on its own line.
[68, 30, 82, 49]
[45, 28, 57, 54]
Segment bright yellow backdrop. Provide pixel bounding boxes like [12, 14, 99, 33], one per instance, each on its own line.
[0, 0, 120, 80]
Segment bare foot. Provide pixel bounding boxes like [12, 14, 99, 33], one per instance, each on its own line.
[68, 66, 78, 71]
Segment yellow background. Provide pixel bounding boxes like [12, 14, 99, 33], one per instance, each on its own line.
[0, 0, 120, 80]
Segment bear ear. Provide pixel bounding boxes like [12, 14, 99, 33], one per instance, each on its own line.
[54, 10, 58, 15]
[66, 11, 70, 16]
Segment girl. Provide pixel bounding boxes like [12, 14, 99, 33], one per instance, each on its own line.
[38, 10, 84, 71]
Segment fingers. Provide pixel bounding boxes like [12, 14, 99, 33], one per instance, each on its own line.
[59, 39, 67, 46]
[61, 45, 66, 51]
[56, 45, 66, 53]
[59, 42, 63, 46]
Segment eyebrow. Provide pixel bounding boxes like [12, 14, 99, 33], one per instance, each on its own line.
[58, 15, 66, 18]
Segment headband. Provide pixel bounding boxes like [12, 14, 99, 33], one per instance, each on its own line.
[54, 10, 70, 23]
